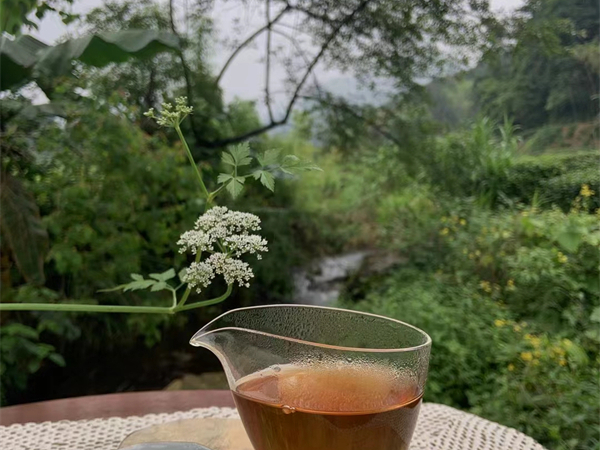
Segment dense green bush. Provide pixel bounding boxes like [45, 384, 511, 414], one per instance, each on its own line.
[499, 151, 600, 211]
[436, 204, 600, 336]
[425, 118, 518, 206]
[342, 271, 599, 450]
[342, 200, 600, 450]
[0, 104, 315, 402]
[339, 130, 600, 449]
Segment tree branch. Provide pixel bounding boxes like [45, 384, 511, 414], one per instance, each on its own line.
[265, 0, 275, 122]
[215, 5, 290, 86]
[281, 0, 373, 123]
[185, 1, 371, 150]
[286, 2, 337, 27]
[271, 27, 323, 97]
[301, 95, 404, 148]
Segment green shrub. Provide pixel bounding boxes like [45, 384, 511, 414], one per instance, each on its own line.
[500, 151, 599, 210]
[541, 168, 600, 211]
[436, 205, 600, 337]
[1, 104, 315, 402]
[426, 117, 518, 206]
[342, 270, 600, 450]
[0, 322, 65, 404]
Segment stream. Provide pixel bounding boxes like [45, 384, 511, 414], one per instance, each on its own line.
[292, 250, 405, 306]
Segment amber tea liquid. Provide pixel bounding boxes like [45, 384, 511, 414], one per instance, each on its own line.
[233, 363, 422, 450]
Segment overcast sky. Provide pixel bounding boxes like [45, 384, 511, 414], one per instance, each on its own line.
[30, 0, 524, 113]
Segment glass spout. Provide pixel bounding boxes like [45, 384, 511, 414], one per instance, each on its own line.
[190, 305, 431, 392]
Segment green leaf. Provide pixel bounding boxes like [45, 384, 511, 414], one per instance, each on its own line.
[149, 268, 176, 281]
[585, 328, 600, 343]
[280, 155, 322, 174]
[257, 149, 281, 167]
[130, 274, 144, 281]
[1, 0, 39, 35]
[0, 173, 48, 285]
[227, 143, 252, 167]
[556, 228, 582, 253]
[123, 280, 156, 292]
[221, 152, 236, 166]
[0, 34, 47, 90]
[48, 353, 66, 367]
[253, 170, 275, 192]
[1, 323, 39, 340]
[1, 30, 179, 90]
[99, 278, 156, 293]
[217, 173, 234, 184]
[150, 281, 168, 292]
[226, 176, 245, 199]
[590, 307, 600, 324]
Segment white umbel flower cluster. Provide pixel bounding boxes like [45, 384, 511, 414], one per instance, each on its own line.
[144, 97, 193, 127]
[178, 206, 268, 292]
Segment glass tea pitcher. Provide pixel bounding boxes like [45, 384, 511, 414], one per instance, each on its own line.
[190, 305, 431, 450]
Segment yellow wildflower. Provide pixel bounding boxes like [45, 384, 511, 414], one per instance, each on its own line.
[468, 252, 475, 260]
[532, 360, 540, 366]
[507, 279, 515, 290]
[459, 218, 467, 226]
[562, 339, 573, 348]
[508, 364, 515, 372]
[520, 352, 533, 362]
[513, 324, 522, 332]
[534, 350, 541, 358]
[559, 358, 567, 367]
[480, 280, 492, 293]
[494, 319, 506, 327]
[580, 184, 595, 198]
[557, 252, 568, 264]
[475, 250, 481, 257]
[440, 227, 450, 236]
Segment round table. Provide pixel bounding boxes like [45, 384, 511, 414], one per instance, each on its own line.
[0, 390, 547, 450]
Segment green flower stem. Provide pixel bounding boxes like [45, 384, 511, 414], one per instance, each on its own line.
[173, 284, 233, 312]
[175, 124, 210, 200]
[208, 184, 226, 203]
[0, 303, 174, 314]
[0, 284, 232, 314]
[177, 251, 202, 309]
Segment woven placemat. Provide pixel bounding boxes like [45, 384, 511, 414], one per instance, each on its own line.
[0, 403, 546, 450]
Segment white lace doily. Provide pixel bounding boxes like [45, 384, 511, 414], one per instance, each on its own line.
[0, 403, 547, 450]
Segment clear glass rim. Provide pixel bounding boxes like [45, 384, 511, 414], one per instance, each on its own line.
[191, 304, 432, 354]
